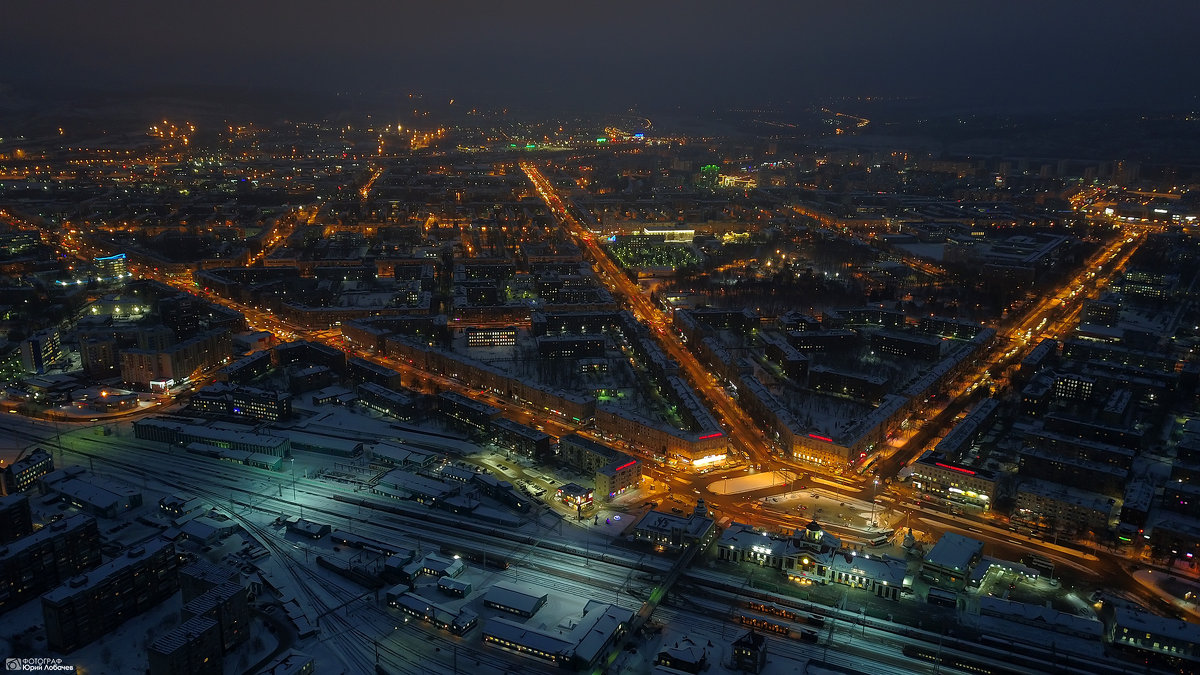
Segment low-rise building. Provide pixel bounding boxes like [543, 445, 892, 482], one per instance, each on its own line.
[826, 550, 906, 601]
[731, 629, 767, 673]
[437, 576, 472, 598]
[185, 443, 283, 471]
[633, 510, 716, 552]
[389, 590, 478, 636]
[373, 469, 459, 506]
[483, 582, 547, 618]
[921, 532, 983, 590]
[392, 553, 464, 584]
[284, 517, 330, 539]
[556, 483, 593, 509]
[159, 495, 204, 519]
[134, 417, 291, 457]
[977, 596, 1103, 641]
[481, 600, 632, 669]
[1106, 603, 1200, 665]
[482, 617, 574, 666]
[656, 645, 707, 673]
[717, 521, 904, 600]
[42, 473, 143, 519]
[252, 650, 314, 675]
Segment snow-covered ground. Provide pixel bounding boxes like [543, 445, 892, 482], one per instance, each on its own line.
[1132, 568, 1200, 620]
[707, 471, 793, 495]
[0, 587, 186, 674]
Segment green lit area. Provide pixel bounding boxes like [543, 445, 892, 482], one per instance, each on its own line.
[595, 388, 628, 403]
[607, 240, 701, 272]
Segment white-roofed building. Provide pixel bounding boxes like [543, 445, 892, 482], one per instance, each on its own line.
[482, 617, 574, 665]
[825, 550, 906, 601]
[978, 596, 1103, 640]
[483, 582, 547, 618]
[1105, 603, 1200, 664]
[252, 649, 314, 675]
[373, 469, 460, 505]
[365, 441, 439, 469]
[1014, 478, 1120, 536]
[388, 591, 478, 636]
[572, 600, 634, 668]
[921, 532, 984, 589]
[633, 509, 716, 551]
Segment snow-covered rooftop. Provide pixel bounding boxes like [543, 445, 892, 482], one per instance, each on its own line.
[923, 532, 983, 572]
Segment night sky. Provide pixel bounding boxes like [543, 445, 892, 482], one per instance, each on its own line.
[4, 1, 1198, 112]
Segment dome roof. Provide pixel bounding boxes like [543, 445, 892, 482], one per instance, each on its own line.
[805, 520, 822, 532]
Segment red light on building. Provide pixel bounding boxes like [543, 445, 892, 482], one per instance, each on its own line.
[698, 432, 723, 440]
[935, 462, 975, 475]
[615, 460, 637, 471]
[808, 433, 833, 442]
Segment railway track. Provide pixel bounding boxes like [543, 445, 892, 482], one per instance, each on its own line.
[47, 431, 656, 672]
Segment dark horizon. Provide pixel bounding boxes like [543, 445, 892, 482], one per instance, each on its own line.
[4, 1, 1199, 116]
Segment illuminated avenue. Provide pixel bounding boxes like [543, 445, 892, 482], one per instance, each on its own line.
[1, 102, 1199, 675]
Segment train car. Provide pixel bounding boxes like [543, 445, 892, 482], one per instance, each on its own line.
[332, 530, 406, 556]
[738, 614, 789, 636]
[902, 644, 1023, 675]
[440, 546, 511, 571]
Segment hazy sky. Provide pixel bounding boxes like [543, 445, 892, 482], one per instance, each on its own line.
[4, 1, 1198, 112]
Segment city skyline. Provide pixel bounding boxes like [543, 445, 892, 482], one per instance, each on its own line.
[3, 1, 1199, 113]
[2, 3, 1200, 674]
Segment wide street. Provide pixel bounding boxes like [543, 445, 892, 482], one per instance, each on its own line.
[17, 159, 1181, 627]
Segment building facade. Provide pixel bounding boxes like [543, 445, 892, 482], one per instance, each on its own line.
[42, 540, 180, 652]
